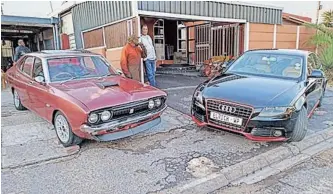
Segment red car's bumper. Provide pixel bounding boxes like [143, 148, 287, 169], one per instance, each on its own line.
[79, 105, 167, 141]
[192, 116, 288, 142]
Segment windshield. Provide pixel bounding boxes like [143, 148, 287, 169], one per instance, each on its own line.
[227, 52, 304, 79]
[47, 56, 116, 82]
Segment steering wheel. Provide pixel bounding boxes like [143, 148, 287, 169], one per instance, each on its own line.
[53, 72, 74, 80]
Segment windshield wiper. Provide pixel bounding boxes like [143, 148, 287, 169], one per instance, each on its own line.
[97, 72, 117, 79]
[60, 72, 90, 84]
[60, 76, 80, 84]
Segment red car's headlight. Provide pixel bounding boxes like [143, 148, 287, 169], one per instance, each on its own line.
[88, 113, 99, 123]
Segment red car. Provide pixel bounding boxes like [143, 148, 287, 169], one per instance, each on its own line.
[6, 50, 167, 147]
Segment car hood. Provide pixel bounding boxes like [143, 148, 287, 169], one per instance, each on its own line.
[49, 76, 166, 111]
[203, 74, 303, 108]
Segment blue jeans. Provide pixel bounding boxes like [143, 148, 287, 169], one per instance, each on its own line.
[145, 59, 156, 87]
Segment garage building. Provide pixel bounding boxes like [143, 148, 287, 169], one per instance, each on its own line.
[49, 1, 315, 81]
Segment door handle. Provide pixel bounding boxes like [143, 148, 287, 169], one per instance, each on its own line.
[28, 81, 34, 85]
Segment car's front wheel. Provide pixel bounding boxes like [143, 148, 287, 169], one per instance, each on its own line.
[288, 106, 308, 142]
[54, 111, 83, 147]
[13, 89, 26, 111]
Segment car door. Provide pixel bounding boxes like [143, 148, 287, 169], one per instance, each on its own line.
[305, 53, 322, 114]
[14, 56, 35, 109]
[28, 57, 49, 118]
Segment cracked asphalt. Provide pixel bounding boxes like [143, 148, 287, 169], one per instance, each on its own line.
[1, 76, 333, 194]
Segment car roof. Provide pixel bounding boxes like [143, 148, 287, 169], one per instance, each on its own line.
[246, 49, 310, 57]
[25, 50, 101, 59]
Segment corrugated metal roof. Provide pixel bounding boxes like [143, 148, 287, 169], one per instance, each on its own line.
[137, 1, 282, 24]
[72, 1, 133, 48]
[1, 15, 58, 27]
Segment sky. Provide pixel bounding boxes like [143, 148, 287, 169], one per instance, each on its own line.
[1, 1, 333, 23]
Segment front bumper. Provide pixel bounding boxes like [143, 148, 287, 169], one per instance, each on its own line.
[192, 106, 299, 142]
[80, 105, 167, 141]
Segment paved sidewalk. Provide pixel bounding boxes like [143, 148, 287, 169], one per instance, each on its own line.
[215, 148, 333, 194]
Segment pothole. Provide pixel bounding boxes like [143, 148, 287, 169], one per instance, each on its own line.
[186, 156, 219, 178]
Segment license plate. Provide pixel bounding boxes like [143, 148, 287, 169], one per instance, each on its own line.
[210, 111, 243, 126]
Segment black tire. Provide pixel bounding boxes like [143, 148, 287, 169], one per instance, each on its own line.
[13, 89, 26, 111]
[54, 111, 83, 147]
[288, 106, 308, 142]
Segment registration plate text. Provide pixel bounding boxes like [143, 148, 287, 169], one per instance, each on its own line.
[210, 111, 243, 126]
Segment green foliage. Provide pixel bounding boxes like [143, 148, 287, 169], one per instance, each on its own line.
[304, 23, 333, 81]
[322, 10, 333, 27]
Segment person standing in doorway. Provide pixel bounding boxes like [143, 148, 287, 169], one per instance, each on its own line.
[140, 24, 157, 87]
[14, 39, 31, 62]
[120, 35, 146, 82]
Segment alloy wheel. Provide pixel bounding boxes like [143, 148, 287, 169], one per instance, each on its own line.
[55, 115, 70, 143]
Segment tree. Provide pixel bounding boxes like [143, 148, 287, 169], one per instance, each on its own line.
[304, 23, 333, 81]
[322, 10, 333, 27]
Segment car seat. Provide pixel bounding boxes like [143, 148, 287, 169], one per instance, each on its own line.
[255, 58, 271, 73]
[282, 59, 302, 78]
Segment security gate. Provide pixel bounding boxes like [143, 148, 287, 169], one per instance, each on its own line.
[195, 23, 241, 67]
[211, 24, 240, 58]
[195, 23, 211, 67]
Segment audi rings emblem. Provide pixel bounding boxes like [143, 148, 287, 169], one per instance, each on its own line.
[218, 105, 236, 113]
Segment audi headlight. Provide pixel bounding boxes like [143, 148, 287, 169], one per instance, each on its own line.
[194, 91, 203, 104]
[259, 107, 294, 117]
[154, 98, 162, 107]
[101, 110, 112, 121]
[148, 99, 155, 109]
[88, 113, 99, 123]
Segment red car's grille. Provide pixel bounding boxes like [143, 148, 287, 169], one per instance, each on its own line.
[206, 99, 253, 131]
[92, 97, 166, 125]
[113, 101, 149, 118]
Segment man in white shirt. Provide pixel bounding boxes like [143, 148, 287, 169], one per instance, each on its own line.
[140, 24, 157, 87]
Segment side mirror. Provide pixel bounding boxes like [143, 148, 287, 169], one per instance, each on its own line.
[116, 69, 123, 75]
[34, 76, 45, 83]
[308, 69, 324, 78]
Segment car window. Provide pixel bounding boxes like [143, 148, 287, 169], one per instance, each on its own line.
[22, 57, 34, 76]
[16, 56, 26, 71]
[47, 56, 114, 82]
[33, 57, 44, 78]
[83, 57, 96, 70]
[227, 52, 303, 79]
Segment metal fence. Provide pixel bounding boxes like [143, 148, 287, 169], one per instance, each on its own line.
[195, 23, 241, 67]
[195, 23, 211, 68]
[211, 24, 240, 57]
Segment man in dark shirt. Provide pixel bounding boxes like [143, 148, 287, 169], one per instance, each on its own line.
[14, 39, 31, 62]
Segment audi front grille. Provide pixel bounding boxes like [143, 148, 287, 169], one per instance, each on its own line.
[206, 99, 253, 131]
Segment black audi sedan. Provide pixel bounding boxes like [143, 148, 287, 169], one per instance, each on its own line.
[192, 49, 327, 142]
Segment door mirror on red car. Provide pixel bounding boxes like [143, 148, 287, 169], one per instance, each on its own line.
[116, 69, 123, 75]
[34, 76, 45, 83]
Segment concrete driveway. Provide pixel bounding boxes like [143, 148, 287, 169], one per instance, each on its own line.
[1, 77, 333, 194]
[156, 74, 207, 115]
